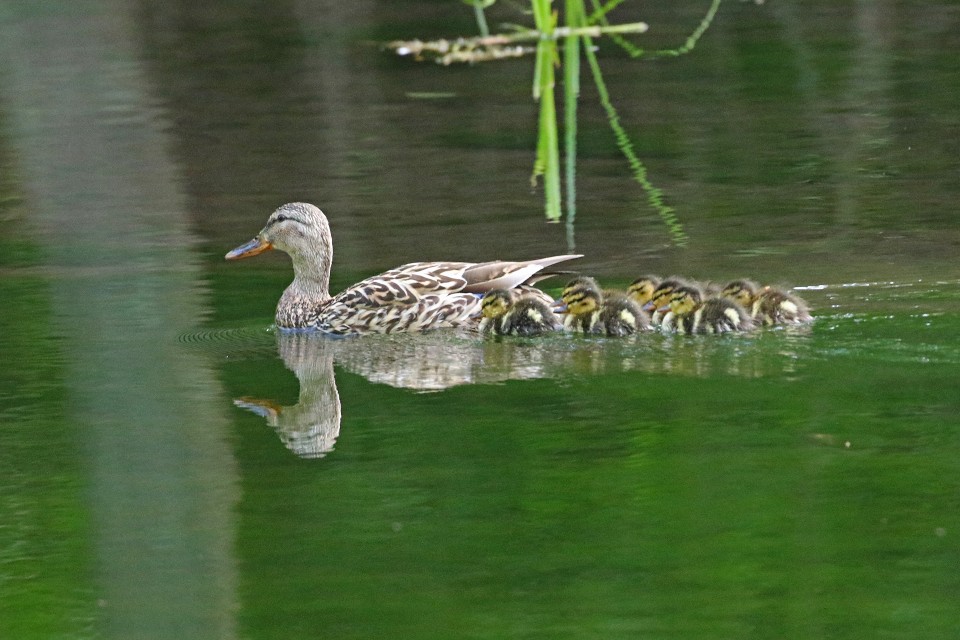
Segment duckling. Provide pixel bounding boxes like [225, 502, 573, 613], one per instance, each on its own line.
[720, 279, 759, 309]
[626, 274, 661, 307]
[645, 277, 689, 326]
[480, 289, 561, 337]
[559, 277, 650, 336]
[600, 294, 651, 337]
[721, 279, 812, 326]
[663, 285, 754, 334]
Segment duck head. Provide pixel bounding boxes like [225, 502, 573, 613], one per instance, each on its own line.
[668, 285, 703, 315]
[647, 279, 684, 313]
[721, 279, 759, 307]
[561, 277, 603, 317]
[627, 275, 661, 305]
[481, 289, 513, 319]
[226, 202, 334, 291]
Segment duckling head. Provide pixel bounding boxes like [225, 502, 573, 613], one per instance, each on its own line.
[481, 289, 513, 319]
[668, 285, 703, 316]
[627, 275, 661, 305]
[648, 278, 686, 312]
[721, 279, 759, 308]
[561, 277, 603, 317]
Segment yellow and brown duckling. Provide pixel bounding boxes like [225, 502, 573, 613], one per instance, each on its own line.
[559, 277, 651, 337]
[644, 277, 691, 326]
[721, 279, 812, 326]
[626, 274, 661, 307]
[661, 284, 755, 334]
[479, 289, 561, 337]
[225, 202, 582, 335]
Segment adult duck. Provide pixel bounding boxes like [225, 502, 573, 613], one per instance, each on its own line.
[226, 202, 581, 335]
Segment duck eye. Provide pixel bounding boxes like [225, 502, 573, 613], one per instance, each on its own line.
[270, 213, 300, 226]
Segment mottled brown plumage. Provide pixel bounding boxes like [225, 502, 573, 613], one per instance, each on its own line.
[226, 203, 581, 335]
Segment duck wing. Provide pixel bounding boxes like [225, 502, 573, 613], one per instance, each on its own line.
[329, 262, 475, 309]
[460, 254, 583, 293]
[329, 255, 582, 310]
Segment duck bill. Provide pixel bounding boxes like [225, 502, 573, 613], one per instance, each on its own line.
[225, 236, 273, 260]
[552, 300, 569, 314]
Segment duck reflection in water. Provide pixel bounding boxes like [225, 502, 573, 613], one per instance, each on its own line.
[234, 332, 341, 459]
[232, 323, 812, 459]
[232, 329, 571, 458]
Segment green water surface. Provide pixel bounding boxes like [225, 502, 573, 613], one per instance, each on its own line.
[2, 1, 959, 638]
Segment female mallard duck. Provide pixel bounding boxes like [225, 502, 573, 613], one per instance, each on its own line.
[559, 277, 650, 336]
[479, 289, 561, 337]
[226, 203, 582, 335]
[662, 285, 754, 334]
[721, 279, 812, 326]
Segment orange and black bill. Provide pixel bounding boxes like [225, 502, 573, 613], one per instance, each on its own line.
[225, 237, 273, 260]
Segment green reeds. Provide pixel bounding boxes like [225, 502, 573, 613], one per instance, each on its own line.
[563, 0, 583, 246]
[530, 1, 561, 222]
[582, 31, 687, 246]
[389, 0, 725, 248]
[463, 0, 495, 38]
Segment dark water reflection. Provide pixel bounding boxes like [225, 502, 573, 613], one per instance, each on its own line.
[222, 321, 815, 459]
[2, 1, 960, 638]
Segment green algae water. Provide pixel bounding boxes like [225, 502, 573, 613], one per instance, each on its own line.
[221, 280, 960, 639]
[2, 1, 960, 638]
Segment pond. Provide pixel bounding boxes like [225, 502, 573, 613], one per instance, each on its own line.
[1, 1, 959, 639]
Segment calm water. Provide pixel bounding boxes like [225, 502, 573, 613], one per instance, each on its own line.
[2, 1, 960, 638]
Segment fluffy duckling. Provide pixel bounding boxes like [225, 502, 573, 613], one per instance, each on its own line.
[559, 277, 650, 336]
[626, 275, 661, 307]
[721, 279, 812, 326]
[663, 285, 754, 334]
[480, 289, 561, 337]
[645, 277, 690, 326]
[601, 294, 652, 337]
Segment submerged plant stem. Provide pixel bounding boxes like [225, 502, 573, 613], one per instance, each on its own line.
[472, 1, 491, 37]
[531, 1, 562, 222]
[583, 34, 688, 246]
[564, 0, 585, 239]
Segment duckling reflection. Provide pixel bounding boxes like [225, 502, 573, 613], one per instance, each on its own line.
[234, 331, 341, 459]
[231, 305, 811, 459]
